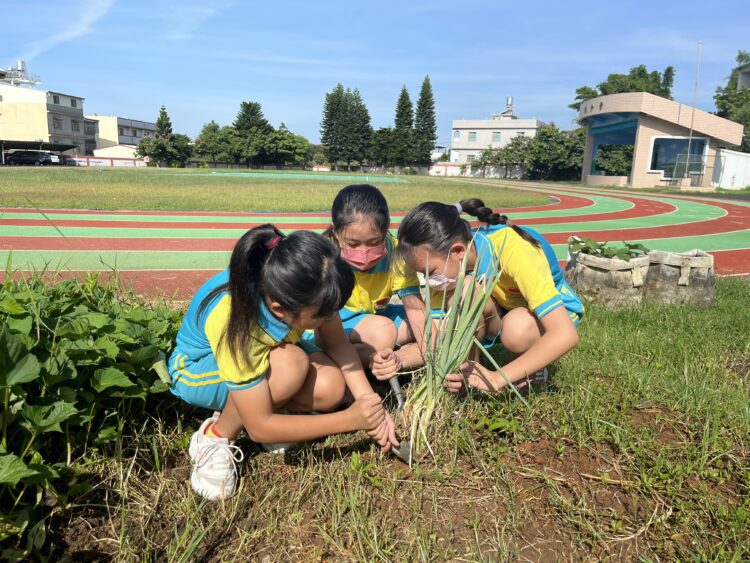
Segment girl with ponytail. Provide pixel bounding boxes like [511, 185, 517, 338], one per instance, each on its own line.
[168, 225, 398, 501]
[397, 199, 583, 394]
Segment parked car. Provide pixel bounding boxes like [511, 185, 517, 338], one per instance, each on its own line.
[60, 154, 79, 166]
[6, 151, 53, 166]
[48, 154, 60, 165]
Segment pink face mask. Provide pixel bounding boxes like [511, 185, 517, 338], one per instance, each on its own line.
[340, 244, 387, 271]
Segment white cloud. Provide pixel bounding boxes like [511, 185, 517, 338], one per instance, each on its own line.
[158, 0, 236, 41]
[23, 0, 116, 61]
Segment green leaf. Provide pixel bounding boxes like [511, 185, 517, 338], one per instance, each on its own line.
[92, 367, 135, 392]
[151, 352, 172, 385]
[20, 401, 78, 433]
[0, 454, 39, 486]
[0, 325, 41, 387]
[94, 336, 119, 359]
[0, 296, 25, 315]
[126, 344, 158, 365]
[6, 354, 41, 387]
[5, 316, 33, 336]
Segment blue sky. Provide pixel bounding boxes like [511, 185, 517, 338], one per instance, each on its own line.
[3, 0, 747, 145]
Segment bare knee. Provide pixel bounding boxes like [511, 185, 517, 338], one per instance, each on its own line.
[309, 359, 346, 411]
[267, 344, 309, 404]
[500, 310, 541, 354]
[352, 316, 398, 351]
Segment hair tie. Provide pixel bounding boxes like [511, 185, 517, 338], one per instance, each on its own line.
[453, 202, 463, 214]
[265, 235, 282, 250]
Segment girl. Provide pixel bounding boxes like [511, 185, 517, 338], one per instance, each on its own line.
[396, 199, 583, 394]
[169, 225, 398, 501]
[315, 184, 430, 381]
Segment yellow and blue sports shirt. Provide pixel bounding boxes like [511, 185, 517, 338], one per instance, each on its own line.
[472, 224, 584, 321]
[170, 270, 302, 390]
[341, 234, 421, 321]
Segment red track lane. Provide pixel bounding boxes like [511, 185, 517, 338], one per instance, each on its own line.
[0, 191, 644, 232]
[522, 194, 675, 225]
[543, 199, 750, 243]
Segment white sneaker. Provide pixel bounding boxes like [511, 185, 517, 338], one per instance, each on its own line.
[189, 415, 244, 501]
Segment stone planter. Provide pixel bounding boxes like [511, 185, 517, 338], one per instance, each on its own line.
[565, 251, 650, 309]
[643, 250, 715, 308]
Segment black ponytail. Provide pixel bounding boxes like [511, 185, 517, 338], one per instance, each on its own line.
[200, 224, 354, 368]
[459, 198, 540, 248]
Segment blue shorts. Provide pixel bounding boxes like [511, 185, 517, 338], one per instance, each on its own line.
[300, 304, 407, 352]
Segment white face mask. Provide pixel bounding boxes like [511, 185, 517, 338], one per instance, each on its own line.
[427, 255, 457, 291]
[427, 273, 456, 291]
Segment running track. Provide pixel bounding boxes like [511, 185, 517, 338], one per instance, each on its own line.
[2, 181, 749, 297]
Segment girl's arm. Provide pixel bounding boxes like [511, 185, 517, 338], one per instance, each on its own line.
[318, 316, 375, 399]
[401, 293, 432, 357]
[446, 306, 579, 392]
[318, 317, 399, 450]
[229, 380, 385, 444]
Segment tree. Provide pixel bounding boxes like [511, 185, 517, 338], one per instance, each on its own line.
[414, 75, 437, 166]
[171, 133, 194, 167]
[526, 125, 585, 180]
[233, 101, 274, 166]
[714, 50, 750, 152]
[194, 120, 222, 162]
[136, 105, 191, 167]
[266, 124, 312, 167]
[370, 127, 397, 167]
[570, 64, 676, 111]
[320, 84, 347, 170]
[341, 88, 372, 170]
[394, 86, 414, 166]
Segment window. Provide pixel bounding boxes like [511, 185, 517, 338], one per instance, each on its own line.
[650, 137, 706, 178]
[84, 122, 96, 135]
[452, 130, 461, 141]
[71, 99, 77, 108]
[468, 131, 477, 142]
[53, 117, 63, 130]
[492, 132, 502, 142]
[53, 95, 60, 104]
[71, 120, 80, 132]
[467, 154, 476, 162]
[119, 127, 124, 136]
[133, 129, 138, 137]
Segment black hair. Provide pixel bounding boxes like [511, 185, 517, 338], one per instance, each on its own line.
[199, 225, 354, 368]
[323, 184, 390, 242]
[396, 199, 538, 265]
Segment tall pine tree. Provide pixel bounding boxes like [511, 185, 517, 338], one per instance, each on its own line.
[414, 75, 437, 167]
[320, 84, 347, 170]
[234, 101, 274, 167]
[343, 88, 372, 170]
[394, 86, 414, 166]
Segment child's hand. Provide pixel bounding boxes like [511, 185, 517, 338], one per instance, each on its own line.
[370, 349, 402, 381]
[367, 411, 399, 452]
[348, 392, 386, 431]
[444, 361, 500, 393]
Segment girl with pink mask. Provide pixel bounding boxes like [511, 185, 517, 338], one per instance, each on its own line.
[304, 184, 430, 384]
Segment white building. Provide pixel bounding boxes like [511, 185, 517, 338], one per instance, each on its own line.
[0, 60, 98, 155]
[450, 98, 544, 165]
[86, 115, 156, 150]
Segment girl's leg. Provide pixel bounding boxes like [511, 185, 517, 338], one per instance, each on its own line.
[499, 307, 544, 354]
[394, 322, 424, 369]
[349, 314, 398, 369]
[213, 343, 310, 439]
[284, 352, 347, 413]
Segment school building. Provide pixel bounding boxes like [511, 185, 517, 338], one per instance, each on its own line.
[578, 92, 744, 189]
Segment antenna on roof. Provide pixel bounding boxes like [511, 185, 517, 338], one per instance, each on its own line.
[0, 60, 41, 87]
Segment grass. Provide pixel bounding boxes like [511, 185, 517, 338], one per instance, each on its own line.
[0, 168, 548, 212]
[42, 277, 750, 561]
